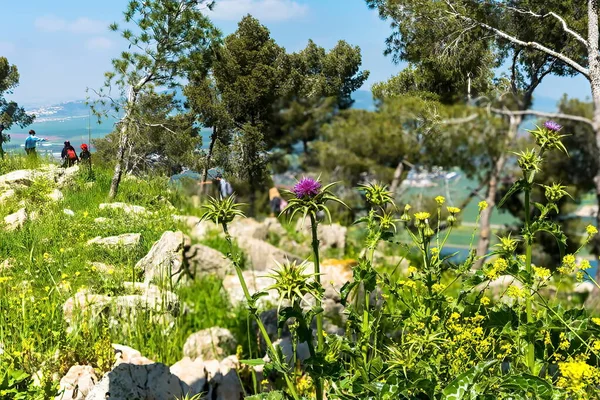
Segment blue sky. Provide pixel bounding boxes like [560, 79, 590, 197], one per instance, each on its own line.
[0, 0, 592, 106]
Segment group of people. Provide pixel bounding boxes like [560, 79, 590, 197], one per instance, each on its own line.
[24, 130, 91, 168]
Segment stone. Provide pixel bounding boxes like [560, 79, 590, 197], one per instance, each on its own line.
[4, 208, 27, 231]
[271, 337, 311, 365]
[87, 233, 141, 249]
[263, 217, 288, 238]
[0, 258, 15, 271]
[0, 169, 36, 186]
[56, 165, 80, 188]
[138, 231, 186, 285]
[48, 189, 64, 202]
[84, 363, 186, 400]
[222, 270, 279, 308]
[574, 281, 595, 294]
[183, 244, 233, 280]
[0, 189, 15, 204]
[236, 236, 303, 271]
[113, 344, 154, 366]
[183, 327, 237, 361]
[170, 355, 244, 400]
[55, 365, 97, 400]
[188, 220, 214, 241]
[296, 219, 347, 251]
[172, 215, 201, 229]
[63, 209, 75, 217]
[229, 218, 268, 240]
[63, 290, 112, 325]
[99, 202, 148, 215]
[94, 217, 108, 224]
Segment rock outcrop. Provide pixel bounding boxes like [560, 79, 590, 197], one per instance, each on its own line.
[87, 233, 141, 249]
[138, 231, 187, 285]
[183, 327, 237, 361]
[3, 208, 27, 231]
[99, 202, 148, 215]
[55, 365, 97, 400]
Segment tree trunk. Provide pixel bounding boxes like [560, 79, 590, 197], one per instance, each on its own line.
[108, 123, 129, 200]
[201, 126, 218, 195]
[586, 0, 600, 304]
[389, 159, 404, 196]
[475, 115, 522, 267]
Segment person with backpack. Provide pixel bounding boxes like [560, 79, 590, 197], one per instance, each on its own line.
[79, 144, 91, 166]
[269, 187, 283, 217]
[214, 173, 233, 198]
[24, 130, 47, 156]
[61, 141, 78, 167]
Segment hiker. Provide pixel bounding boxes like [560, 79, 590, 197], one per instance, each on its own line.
[25, 130, 47, 156]
[214, 173, 233, 198]
[79, 144, 91, 166]
[61, 141, 78, 167]
[269, 187, 283, 217]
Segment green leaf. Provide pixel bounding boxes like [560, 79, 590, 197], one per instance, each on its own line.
[442, 360, 498, 399]
[498, 179, 526, 208]
[239, 358, 266, 367]
[499, 374, 554, 399]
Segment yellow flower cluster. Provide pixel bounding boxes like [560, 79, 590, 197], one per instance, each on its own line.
[435, 196, 446, 206]
[478, 200, 488, 211]
[532, 266, 551, 280]
[407, 266, 418, 275]
[506, 285, 526, 300]
[586, 224, 598, 236]
[556, 359, 600, 399]
[558, 254, 577, 275]
[447, 206, 461, 214]
[480, 296, 490, 306]
[414, 212, 431, 221]
[398, 279, 417, 289]
[484, 258, 508, 280]
[432, 283, 446, 294]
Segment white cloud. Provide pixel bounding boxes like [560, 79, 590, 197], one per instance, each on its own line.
[208, 0, 309, 22]
[35, 15, 107, 35]
[0, 42, 15, 55]
[86, 37, 113, 50]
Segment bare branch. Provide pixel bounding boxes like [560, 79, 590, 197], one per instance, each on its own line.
[444, 1, 590, 77]
[440, 114, 479, 125]
[505, 6, 587, 47]
[490, 108, 594, 126]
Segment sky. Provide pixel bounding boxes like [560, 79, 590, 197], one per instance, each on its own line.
[0, 0, 592, 107]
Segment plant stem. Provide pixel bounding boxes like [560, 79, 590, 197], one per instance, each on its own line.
[222, 223, 300, 400]
[309, 213, 324, 400]
[524, 189, 535, 372]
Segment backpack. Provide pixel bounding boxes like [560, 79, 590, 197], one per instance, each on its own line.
[67, 148, 77, 160]
[223, 180, 233, 197]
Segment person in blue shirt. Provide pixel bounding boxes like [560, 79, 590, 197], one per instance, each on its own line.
[25, 130, 47, 155]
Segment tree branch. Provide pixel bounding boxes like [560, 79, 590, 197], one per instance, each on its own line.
[444, 1, 590, 77]
[505, 6, 588, 47]
[490, 108, 594, 126]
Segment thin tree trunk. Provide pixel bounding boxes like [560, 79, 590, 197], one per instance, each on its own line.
[201, 126, 218, 195]
[389, 159, 404, 196]
[108, 123, 129, 200]
[586, 0, 600, 304]
[475, 115, 521, 267]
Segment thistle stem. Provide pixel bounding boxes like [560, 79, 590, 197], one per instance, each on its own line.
[309, 214, 325, 400]
[222, 223, 300, 400]
[524, 190, 535, 372]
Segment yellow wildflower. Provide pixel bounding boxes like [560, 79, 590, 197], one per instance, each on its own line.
[107, 268, 115, 275]
[480, 296, 490, 306]
[414, 212, 431, 221]
[83, 211, 89, 217]
[592, 318, 600, 326]
[435, 196, 446, 206]
[580, 259, 592, 270]
[558, 254, 577, 274]
[586, 225, 598, 236]
[484, 257, 508, 280]
[506, 285, 526, 300]
[446, 206, 461, 214]
[432, 283, 446, 294]
[407, 266, 417, 275]
[532, 266, 551, 280]
[559, 332, 570, 350]
[478, 200, 488, 211]
[556, 359, 600, 396]
[59, 248, 65, 253]
[431, 315, 440, 323]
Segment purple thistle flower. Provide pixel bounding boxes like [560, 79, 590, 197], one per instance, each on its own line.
[544, 120, 562, 132]
[293, 177, 322, 199]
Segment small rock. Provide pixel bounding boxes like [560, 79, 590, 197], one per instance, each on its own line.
[4, 208, 27, 231]
[574, 281, 595, 294]
[229, 218, 269, 240]
[94, 217, 108, 224]
[222, 270, 279, 309]
[55, 365, 97, 400]
[138, 231, 186, 285]
[236, 236, 303, 271]
[172, 215, 201, 229]
[0, 169, 36, 186]
[183, 327, 237, 361]
[84, 363, 184, 400]
[0, 189, 15, 204]
[63, 290, 112, 325]
[296, 219, 347, 250]
[48, 189, 64, 202]
[63, 209, 75, 217]
[99, 202, 148, 215]
[184, 244, 233, 280]
[113, 344, 154, 366]
[0, 258, 15, 271]
[87, 233, 141, 249]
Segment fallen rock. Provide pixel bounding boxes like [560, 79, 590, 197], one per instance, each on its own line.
[99, 202, 148, 215]
[229, 218, 268, 240]
[236, 236, 303, 271]
[4, 208, 27, 231]
[63, 209, 75, 217]
[138, 231, 186, 285]
[94, 217, 108, 224]
[184, 244, 233, 280]
[63, 290, 112, 325]
[113, 344, 154, 366]
[296, 219, 347, 251]
[85, 363, 185, 400]
[0, 258, 15, 271]
[183, 327, 237, 361]
[87, 233, 141, 249]
[0, 189, 15, 204]
[0, 169, 36, 186]
[55, 365, 97, 400]
[48, 189, 64, 202]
